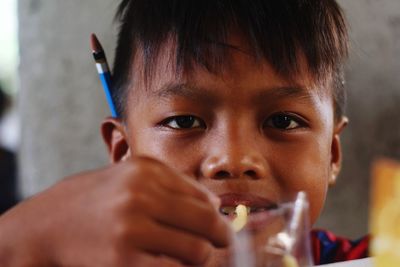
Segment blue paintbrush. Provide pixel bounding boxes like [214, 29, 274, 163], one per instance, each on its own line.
[90, 33, 118, 118]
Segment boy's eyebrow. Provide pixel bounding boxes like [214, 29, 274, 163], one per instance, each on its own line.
[252, 86, 316, 105]
[154, 83, 217, 104]
[154, 82, 316, 105]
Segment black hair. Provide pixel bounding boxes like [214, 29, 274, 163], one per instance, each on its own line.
[112, 0, 349, 120]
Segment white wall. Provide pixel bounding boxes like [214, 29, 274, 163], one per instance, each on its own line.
[18, 0, 117, 195]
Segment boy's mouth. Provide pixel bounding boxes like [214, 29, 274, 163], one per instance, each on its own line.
[218, 193, 279, 231]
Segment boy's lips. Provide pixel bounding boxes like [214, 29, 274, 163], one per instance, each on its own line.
[218, 193, 279, 231]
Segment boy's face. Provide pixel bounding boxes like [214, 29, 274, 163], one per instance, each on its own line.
[106, 36, 345, 234]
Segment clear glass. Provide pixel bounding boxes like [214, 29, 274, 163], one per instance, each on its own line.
[230, 192, 313, 267]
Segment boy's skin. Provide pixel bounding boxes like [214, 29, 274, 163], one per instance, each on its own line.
[0, 34, 347, 266]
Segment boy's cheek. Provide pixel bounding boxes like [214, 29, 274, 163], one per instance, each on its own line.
[308, 188, 329, 224]
[129, 132, 200, 171]
[275, 154, 330, 224]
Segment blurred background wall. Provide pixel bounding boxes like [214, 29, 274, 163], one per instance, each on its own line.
[18, 0, 116, 194]
[316, 0, 400, 238]
[13, 0, 400, 238]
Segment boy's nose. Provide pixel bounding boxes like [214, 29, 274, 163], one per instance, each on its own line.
[200, 137, 268, 180]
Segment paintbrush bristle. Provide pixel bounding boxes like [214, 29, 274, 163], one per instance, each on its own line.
[90, 33, 104, 53]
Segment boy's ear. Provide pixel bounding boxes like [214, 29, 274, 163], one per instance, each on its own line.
[329, 116, 349, 186]
[101, 117, 131, 163]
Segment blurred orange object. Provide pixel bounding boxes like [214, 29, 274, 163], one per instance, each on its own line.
[370, 158, 400, 266]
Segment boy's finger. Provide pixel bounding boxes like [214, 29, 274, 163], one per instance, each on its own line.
[154, 165, 220, 207]
[125, 157, 219, 206]
[122, 253, 184, 267]
[130, 217, 214, 266]
[146, 190, 231, 248]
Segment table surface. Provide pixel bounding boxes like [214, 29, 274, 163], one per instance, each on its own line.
[316, 258, 373, 267]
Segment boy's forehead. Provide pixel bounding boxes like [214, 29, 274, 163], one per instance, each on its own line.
[129, 34, 331, 101]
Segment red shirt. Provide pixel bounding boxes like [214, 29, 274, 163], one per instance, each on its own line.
[311, 229, 370, 265]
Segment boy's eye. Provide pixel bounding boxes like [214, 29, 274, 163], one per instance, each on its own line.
[265, 113, 303, 130]
[163, 115, 204, 129]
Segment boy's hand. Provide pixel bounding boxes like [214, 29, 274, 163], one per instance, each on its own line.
[0, 157, 231, 266]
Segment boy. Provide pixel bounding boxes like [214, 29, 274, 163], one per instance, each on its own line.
[0, 0, 369, 266]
